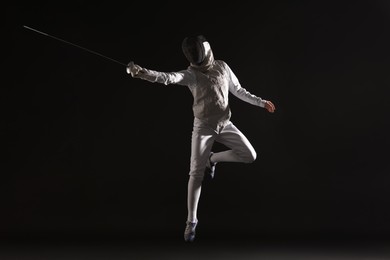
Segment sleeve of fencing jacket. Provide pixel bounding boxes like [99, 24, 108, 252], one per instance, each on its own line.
[135, 66, 196, 87]
[225, 62, 267, 108]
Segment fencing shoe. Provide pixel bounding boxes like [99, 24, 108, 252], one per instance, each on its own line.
[184, 221, 198, 242]
[205, 152, 217, 179]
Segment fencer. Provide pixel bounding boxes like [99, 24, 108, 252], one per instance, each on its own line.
[126, 35, 276, 242]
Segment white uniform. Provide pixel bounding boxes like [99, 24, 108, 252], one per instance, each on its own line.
[129, 43, 267, 227]
[134, 59, 266, 175]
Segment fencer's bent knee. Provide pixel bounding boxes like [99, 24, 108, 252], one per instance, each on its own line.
[251, 150, 257, 162]
[243, 149, 257, 163]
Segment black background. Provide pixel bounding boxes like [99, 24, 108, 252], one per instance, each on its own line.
[3, 0, 390, 249]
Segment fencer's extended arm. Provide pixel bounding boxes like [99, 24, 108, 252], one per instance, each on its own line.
[126, 61, 194, 86]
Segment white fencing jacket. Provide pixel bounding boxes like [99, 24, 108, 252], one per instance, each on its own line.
[135, 58, 266, 132]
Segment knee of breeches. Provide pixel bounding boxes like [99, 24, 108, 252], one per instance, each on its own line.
[243, 149, 257, 163]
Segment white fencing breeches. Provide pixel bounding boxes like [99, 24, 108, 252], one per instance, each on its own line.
[187, 120, 257, 223]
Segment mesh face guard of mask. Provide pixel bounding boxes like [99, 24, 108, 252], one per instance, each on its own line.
[182, 35, 208, 65]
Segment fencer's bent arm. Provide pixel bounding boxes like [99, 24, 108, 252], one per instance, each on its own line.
[225, 63, 266, 108]
[230, 84, 266, 108]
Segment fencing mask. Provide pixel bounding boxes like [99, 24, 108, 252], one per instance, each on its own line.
[182, 35, 211, 66]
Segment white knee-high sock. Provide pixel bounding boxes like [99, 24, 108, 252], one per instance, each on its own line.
[187, 175, 203, 223]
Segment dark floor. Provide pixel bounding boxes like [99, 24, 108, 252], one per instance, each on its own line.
[1, 235, 389, 260]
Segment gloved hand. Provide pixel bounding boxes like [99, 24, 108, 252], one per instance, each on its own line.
[126, 61, 144, 77]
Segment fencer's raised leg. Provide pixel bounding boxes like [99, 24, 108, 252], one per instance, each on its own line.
[213, 122, 257, 164]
